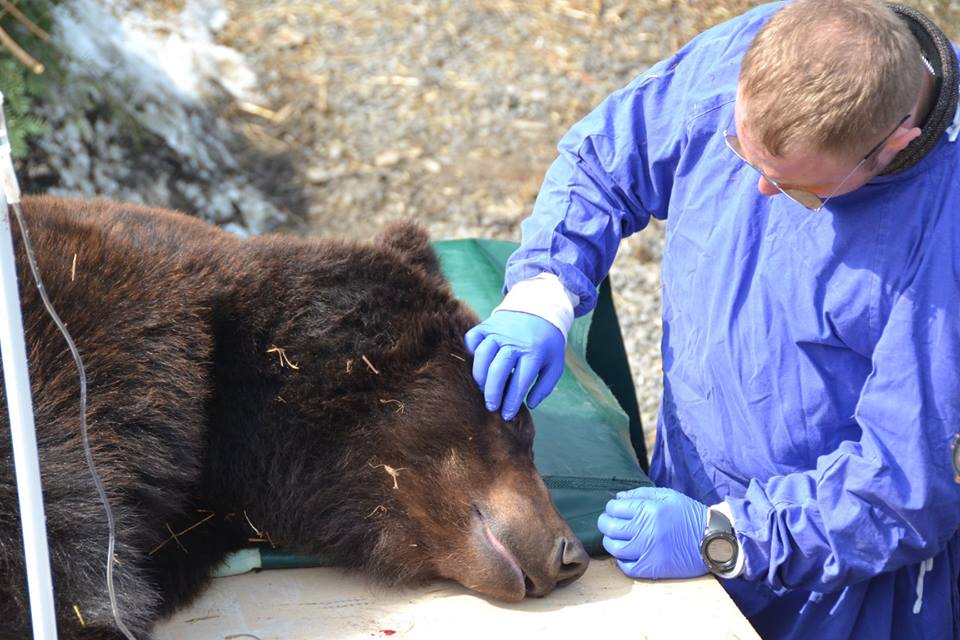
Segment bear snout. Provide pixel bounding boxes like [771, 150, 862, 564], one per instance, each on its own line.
[446, 478, 590, 602]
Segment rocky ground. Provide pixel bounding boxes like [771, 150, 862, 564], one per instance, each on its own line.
[28, 0, 960, 459]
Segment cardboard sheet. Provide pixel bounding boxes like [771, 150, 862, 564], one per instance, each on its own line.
[154, 558, 760, 639]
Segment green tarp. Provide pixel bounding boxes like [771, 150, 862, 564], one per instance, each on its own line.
[217, 238, 651, 576]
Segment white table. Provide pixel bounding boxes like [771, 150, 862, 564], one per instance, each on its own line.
[154, 558, 760, 639]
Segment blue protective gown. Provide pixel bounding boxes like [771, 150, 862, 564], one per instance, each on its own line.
[504, 3, 960, 638]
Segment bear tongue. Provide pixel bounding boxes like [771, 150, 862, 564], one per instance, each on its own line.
[465, 507, 526, 601]
[480, 519, 524, 585]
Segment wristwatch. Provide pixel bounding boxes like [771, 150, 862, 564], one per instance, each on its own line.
[700, 506, 740, 576]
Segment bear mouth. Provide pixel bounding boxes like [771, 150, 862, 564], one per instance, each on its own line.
[472, 504, 526, 599]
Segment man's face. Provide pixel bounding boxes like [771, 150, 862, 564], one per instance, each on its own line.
[732, 100, 880, 204]
[729, 88, 922, 208]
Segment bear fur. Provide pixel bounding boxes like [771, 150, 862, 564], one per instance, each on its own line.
[0, 196, 588, 639]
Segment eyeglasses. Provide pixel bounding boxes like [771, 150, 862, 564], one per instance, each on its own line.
[724, 114, 910, 212]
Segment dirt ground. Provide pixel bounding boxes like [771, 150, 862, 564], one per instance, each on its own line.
[214, 0, 960, 457]
[218, 0, 761, 238]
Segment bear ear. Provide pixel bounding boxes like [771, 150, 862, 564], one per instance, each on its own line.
[376, 221, 443, 279]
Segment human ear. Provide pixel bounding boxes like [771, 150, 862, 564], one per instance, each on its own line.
[887, 126, 921, 154]
[877, 125, 921, 165]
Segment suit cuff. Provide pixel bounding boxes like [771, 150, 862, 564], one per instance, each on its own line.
[494, 273, 579, 339]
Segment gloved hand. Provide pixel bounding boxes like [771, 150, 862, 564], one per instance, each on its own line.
[464, 310, 565, 421]
[598, 486, 708, 580]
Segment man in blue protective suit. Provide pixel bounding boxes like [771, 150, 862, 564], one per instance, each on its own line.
[464, 0, 960, 638]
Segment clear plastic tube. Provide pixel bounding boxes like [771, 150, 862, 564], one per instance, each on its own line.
[10, 201, 137, 639]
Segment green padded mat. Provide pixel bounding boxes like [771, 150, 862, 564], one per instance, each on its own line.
[216, 238, 651, 577]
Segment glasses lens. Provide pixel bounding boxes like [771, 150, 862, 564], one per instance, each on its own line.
[782, 188, 823, 210]
[725, 133, 824, 211]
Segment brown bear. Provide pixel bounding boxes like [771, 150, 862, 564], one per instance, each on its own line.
[0, 196, 589, 640]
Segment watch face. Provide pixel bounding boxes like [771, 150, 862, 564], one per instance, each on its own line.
[707, 536, 735, 564]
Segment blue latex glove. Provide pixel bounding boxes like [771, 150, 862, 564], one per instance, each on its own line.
[598, 486, 709, 580]
[463, 310, 565, 420]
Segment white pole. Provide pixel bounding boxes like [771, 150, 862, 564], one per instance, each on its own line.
[0, 92, 58, 638]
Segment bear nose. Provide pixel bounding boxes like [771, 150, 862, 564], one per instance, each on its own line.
[524, 535, 590, 597]
[556, 535, 590, 584]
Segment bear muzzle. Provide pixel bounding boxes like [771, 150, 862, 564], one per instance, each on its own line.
[461, 502, 589, 602]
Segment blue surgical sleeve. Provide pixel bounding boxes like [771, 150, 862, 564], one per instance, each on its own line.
[502, 3, 774, 316]
[729, 250, 960, 593]
[504, 57, 688, 316]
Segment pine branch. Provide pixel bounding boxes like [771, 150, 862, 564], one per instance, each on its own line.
[0, 0, 50, 42]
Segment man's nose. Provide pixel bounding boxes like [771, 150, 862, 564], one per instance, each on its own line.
[757, 175, 780, 197]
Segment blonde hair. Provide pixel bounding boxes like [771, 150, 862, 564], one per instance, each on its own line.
[738, 0, 924, 158]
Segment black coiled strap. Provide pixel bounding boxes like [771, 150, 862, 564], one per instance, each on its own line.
[881, 3, 959, 175]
